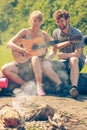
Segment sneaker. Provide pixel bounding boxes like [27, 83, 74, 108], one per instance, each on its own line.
[37, 86, 46, 96]
[70, 86, 79, 99]
[0, 88, 15, 97]
[0, 91, 15, 97]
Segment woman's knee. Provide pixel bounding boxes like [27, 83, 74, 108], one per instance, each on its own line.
[1, 64, 9, 74]
[1, 63, 17, 76]
[31, 56, 40, 64]
[69, 57, 79, 65]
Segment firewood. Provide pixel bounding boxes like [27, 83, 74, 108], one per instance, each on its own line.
[0, 105, 21, 128]
[25, 104, 55, 121]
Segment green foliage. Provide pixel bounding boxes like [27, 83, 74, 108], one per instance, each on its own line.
[0, 0, 87, 42]
[0, 44, 13, 69]
[0, 0, 87, 72]
[0, 39, 2, 45]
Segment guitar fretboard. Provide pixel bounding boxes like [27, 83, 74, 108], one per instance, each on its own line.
[32, 34, 82, 50]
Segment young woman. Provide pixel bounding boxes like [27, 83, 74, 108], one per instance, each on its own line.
[1, 11, 63, 96]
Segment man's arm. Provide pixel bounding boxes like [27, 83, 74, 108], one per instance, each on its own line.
[47, 40, 71, 60]
[58, 48, 83, 59]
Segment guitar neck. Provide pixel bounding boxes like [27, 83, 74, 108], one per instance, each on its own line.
[43, 39, 61, 47]
[37, 34, 82, 49]
[38, 39, 69, 49]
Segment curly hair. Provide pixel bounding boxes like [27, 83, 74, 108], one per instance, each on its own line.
[53, 9, 70, 21]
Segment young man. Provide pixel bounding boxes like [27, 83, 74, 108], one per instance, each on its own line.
[48, 9, 86, 99]
[1, 10, 64, 96]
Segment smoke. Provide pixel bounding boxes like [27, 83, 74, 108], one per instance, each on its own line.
[13, 81, 37, 96]
[52, 60, 70, 86]
[12, 81, 38, 120]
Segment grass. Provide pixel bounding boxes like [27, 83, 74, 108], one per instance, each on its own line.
[0, 44, 13, 69]
[0, 44, 87, 73]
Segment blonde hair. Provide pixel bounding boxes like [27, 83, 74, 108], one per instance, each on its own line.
[29, 10, 43, 24]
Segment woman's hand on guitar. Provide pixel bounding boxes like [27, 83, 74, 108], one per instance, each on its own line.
[25, 48, 33, 57]
[22, 48, 32, 57]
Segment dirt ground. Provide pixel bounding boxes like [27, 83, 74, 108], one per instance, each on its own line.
[0, 94, 87, 130]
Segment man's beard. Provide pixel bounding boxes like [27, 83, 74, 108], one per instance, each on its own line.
[59, 23, 68, 31]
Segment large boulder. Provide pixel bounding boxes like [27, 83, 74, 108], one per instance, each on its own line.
[1, 60, 87, 96]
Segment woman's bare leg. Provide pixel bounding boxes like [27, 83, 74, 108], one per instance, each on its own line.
[31, 56, 45, 96]
[1, 62, 26, 85]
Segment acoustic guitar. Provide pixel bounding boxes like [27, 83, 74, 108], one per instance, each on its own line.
[12, 34, 82, 62]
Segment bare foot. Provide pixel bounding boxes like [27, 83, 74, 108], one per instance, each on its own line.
[37, 86, 46, 96]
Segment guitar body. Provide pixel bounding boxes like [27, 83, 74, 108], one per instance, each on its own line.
[12, 35, 82, 63]
[12, 37, 47, 63]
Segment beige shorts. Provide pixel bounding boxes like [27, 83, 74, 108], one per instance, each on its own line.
[15, 60, 34, 82]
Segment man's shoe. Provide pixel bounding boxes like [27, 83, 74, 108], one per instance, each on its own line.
[0, 89, 15, 97]
[2, 92, 15, 97]
[70, 86, 79, 99]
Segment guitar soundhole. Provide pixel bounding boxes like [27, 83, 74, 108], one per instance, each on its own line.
[32, 44, 39, 50]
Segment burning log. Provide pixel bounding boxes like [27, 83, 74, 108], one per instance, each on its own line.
[48, 116, 65, 129]
[0, 103, 55, 129]
[25, 104, 55, 121]
[0, 105, 21, 128]
[3, 117, 20, 128]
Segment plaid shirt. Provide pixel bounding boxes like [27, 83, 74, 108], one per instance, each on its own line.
[53, 24, 85, 64]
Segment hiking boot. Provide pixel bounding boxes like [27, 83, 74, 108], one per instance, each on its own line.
[0, 88, 15, 97]
[70, 86, 79, 99]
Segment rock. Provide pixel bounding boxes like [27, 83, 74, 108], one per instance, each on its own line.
[1, 60, 87, 96]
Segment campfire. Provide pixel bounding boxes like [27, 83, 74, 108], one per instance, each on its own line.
[0, 82, 81, 130]
[0, 95, 80, 130]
